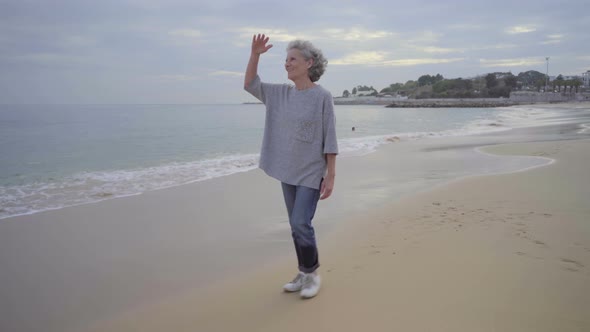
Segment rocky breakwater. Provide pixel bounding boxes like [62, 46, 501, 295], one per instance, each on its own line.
[334, 97, 393, 105]
[385, 98, 521, 108]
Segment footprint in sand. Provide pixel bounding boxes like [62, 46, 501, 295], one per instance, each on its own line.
[533, 240, 547, 247]
[560, 258, 584, 269]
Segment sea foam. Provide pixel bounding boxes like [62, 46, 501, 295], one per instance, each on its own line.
[0, 154, 259, 219]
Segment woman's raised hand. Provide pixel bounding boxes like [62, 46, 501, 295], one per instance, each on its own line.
[251, 34, 273, 55]
[244, 34, 271, 88]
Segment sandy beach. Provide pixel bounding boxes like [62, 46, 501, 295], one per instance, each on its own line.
[88, 139, 590, 332]
[1, 103, 589, 332]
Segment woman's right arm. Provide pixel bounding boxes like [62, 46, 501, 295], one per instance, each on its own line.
[244, 34, 273, 89]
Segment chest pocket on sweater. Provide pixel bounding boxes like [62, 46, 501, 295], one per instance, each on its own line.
[294, 119, 315, 143]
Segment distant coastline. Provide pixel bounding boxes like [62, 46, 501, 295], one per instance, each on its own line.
[334, 94, 590, 108]
[334, 97, 523, 107]
[384, 98, 522, 108]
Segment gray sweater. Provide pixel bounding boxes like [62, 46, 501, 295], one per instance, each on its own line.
[245, 75, 339, 190]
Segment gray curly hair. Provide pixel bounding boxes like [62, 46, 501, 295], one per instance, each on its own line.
[287, 40, 328, 82]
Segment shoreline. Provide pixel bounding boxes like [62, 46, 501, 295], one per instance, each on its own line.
[0, 103, 589, 332]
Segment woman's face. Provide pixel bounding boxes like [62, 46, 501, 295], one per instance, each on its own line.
[285, 48, 312, 82]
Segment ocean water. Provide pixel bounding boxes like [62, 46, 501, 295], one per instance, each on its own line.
[0, 103, 554, 219]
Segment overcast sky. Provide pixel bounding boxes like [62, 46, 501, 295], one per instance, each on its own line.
[1, 0, 589, 104]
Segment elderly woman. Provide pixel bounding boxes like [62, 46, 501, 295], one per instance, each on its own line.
[244, 34, 338, 299]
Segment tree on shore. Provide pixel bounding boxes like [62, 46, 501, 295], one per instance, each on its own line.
[350, 85, 377, 96]
[562, 79, 582, 93]
[345, 85, 378, 96]
[504, 73, 517, 90]
[431, 78, 474, 98]
[572, 79, 582, 93]
[418, 74, 444, 86]
[485, 73, 498, 88]
[488, 86, 511, 98]
[362, 69, 577, 99]
[517, 70, 547, 91]
[553, 75, 565, 92]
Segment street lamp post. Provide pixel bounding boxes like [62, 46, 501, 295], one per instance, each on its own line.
[545, 57, 550, 93]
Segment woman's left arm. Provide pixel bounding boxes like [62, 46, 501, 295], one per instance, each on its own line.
[320, 154, 336, 200]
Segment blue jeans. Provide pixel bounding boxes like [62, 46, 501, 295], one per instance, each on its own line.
[281, 182, 321, 273]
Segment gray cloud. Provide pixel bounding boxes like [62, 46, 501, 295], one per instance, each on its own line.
[0, 0, 588, 103]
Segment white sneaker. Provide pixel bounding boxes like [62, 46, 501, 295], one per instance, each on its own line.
[283, 272, 305, 292]
[300, 273, 321, 299]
